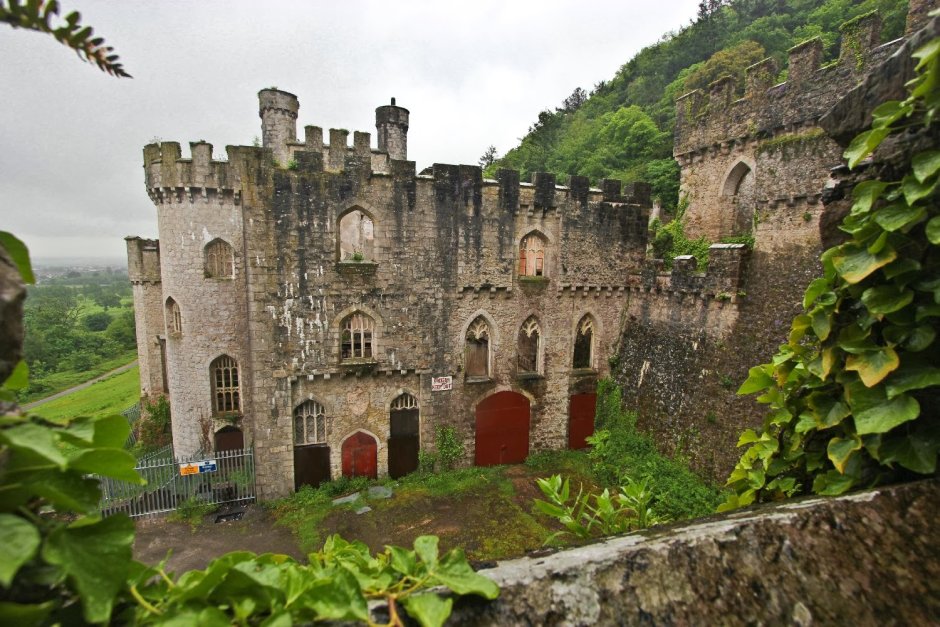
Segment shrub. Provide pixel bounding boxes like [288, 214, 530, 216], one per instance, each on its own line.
[435, 425, 464, 471]
[83, 310, 112, 331]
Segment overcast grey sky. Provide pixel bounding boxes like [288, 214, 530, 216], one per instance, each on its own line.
[0, 0, 701, 261]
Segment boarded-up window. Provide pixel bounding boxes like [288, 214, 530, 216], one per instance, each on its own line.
[294, 400, 328, 444]
[342, 312, 374, 360]
[466, 317, 490, 377]
[518, 233, 546, 276]
[338, 209, 375, 261]
[211, 355, 240, 414]
[205, 239, 234, 278]
[518, 316, 541, 374]
[166, 297, 182, 334]
[573, 316, 594, 369]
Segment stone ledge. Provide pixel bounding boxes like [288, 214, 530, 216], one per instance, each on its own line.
[447, 479, 940, 625]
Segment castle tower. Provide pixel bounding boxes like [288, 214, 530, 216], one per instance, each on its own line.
[125, 236, 167, 400]
[259, 88, 299, 165]
[375, 97, 409, 160]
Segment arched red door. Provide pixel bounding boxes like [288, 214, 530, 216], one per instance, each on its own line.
[342, 431, 377, 478]
[475, 391, 530, 466]
[568, 393, 596, 449]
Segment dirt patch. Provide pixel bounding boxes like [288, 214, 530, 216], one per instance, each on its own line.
[133, 504, 303, 574]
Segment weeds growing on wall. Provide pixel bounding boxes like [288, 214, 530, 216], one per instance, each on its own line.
[587, 379, 723, 521]
[722, 34, 940, 510]
[649, 199, 712, 270]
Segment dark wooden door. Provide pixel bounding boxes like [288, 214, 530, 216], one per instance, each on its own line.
[389, 408, 419, 479]
[294, 444, 331, 490]
[214, 426, 244, 452]
[475, 391, 530, 466]
[568, 393, 596, 450]
[342, 431, 377, 479]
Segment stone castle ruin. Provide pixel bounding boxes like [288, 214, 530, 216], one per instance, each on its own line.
[128, 1, 933, 499]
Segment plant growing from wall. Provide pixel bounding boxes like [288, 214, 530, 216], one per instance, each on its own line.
[435, 425, 465, 471]
[534, 474, 665, 543]
[721, 34, 940, 510]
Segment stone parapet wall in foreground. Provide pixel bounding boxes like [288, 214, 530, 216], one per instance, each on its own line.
[449, 479, 940, 625]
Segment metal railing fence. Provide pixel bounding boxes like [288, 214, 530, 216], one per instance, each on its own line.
[99, 446, 255, 518]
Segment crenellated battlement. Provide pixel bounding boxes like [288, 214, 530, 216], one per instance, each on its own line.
[142, 124, 652, 220]
[674, 11, 898, 157]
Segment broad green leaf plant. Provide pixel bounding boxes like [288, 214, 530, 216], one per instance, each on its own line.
[721, 33, 940, 511]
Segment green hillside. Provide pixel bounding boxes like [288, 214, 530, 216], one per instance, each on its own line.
[489, 0, 909, 212]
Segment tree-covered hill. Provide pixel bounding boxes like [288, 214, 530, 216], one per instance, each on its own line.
[488, 0, 908, 211]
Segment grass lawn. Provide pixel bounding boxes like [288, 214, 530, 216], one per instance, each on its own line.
[21, 350, 138, 403]
[31, 365, 140, 421]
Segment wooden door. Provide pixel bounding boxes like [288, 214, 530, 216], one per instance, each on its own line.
[214, 426, 244, 452]
[568, 393, 596, 450]
[475, 391, 530, 466]
[342, 431, 377, 479]
[294, 444, 331, 490]
[389, 408, 419, 479]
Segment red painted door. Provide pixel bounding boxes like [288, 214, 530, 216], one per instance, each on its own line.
[475, 391, 530, 466]
[568, 393, 596, 449]
[342, 431, 377, 478]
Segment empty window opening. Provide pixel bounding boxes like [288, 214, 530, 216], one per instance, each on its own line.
[573, 316, 595, 369]
[166, 297, 182, 334]
[466, 317, 490, 377]
[205, 239, 234, 278]
[518, 233, 546, 276]
[342, 312, 374, 360]
[390, 393, 418, 411]
[211, 355, 240, 415]
[338, 209, 375, 261]
[294, 400, 329, 445]
[518, 316, 541, 374]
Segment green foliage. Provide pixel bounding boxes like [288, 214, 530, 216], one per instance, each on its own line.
[683, 40, 767, 93]
[493, 0, 908, 190]
[0, 406, 142, 624]
[137, 394, 171, 450]
[129, 534, 497, 627]
[722, 36, 940, 511]
[83, 311, 112, 332]
[286, 158, 298, 170]
[434, 425, 465, 471]
[589, 379, 724, 521]
[0, 0, 131, 77]
[650, 213, 712, 270]
[534, 474, 666, 543]
[0, 231, 34, 283]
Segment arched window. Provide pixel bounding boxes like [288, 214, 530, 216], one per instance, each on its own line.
[205, 239, 234, 278]
[166, 297, 182, 335]
[294, 400, 328, 445]
[390, 393, 418, 411]
[518, 233, 546, 277]
[211, 355, 240, 415]
[338, 209, 375, 261]
[573, 316, 595, 370]
[518, 316, 541, 374]
[465, 317, 490, 378]
[341, 312, 375, 360]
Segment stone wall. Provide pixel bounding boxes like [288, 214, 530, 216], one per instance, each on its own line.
[125, 237, 166, 402]
[449, 479, 940, 625]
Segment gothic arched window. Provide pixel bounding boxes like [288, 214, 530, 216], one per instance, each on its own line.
[341, 312, 375, 360]
[465, 317, 490, 378]
[518, 316, 541, 374]
[294, 400, 329, 445]
[518, 233, 547, 277]
[573, 315, 595, 370]
[205, 238, 234, 279]
[211, 355, 240, 415]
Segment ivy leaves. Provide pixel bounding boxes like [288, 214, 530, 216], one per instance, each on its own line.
[721, 35, 940, 511]
[130, 535, 498, 627]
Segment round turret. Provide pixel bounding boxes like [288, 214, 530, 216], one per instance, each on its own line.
[375, 97, 409, 161]
[258, 88, 299, 165]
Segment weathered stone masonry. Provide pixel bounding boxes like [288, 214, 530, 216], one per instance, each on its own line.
[128, 91, 749, 499]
